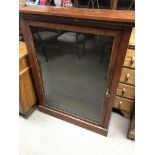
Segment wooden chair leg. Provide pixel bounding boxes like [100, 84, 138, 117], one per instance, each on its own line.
[128, 0, 134, 10]
[41, 43, 48, 62]
[87, 0, 94, 8]
[96, 0, 99, 8]
[94, 0, 100, 8]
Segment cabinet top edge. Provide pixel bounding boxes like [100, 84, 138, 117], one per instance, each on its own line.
[19, 6, 135, 24]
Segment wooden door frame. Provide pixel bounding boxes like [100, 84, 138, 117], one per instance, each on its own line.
[20, 14, 132, 136]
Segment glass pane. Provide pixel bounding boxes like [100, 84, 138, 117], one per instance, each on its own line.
[31, 26, 113, 123]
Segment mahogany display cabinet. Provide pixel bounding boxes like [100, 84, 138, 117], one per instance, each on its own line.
[20, 6, 134, 136]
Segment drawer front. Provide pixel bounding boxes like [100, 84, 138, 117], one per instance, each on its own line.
[19, 68, 37, 113]
[123, 49, 135, 69]
[19, 41, 27, 58]
[113, 96, 133, 113]
[120, 68, 135, 85]
[19, 55, 29, 72]
[116, 83, 135, 99]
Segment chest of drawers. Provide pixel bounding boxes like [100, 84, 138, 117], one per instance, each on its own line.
[113, 28, 135, 118]
[19, 41, 37, 117]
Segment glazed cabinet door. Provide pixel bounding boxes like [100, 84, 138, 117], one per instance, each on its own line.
[28, 23, 121, 125]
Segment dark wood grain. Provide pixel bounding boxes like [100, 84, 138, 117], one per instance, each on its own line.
[20, 19, 45, 106]
[102, 29, 132, 129]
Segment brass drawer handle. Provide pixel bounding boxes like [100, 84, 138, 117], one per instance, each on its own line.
[130, 56, 135, 65]
[118, 101, 122, 109]
[126, 73, 130, 81]
[122, 88, 126, 95]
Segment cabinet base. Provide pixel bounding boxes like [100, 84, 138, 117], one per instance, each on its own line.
[38, 105, 108, 136]
[127, 107, 135, 140]
[128, 130, 135, 140]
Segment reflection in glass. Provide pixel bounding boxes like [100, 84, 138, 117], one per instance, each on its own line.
[31, 27, 113, 122]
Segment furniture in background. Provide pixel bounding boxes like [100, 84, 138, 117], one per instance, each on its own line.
[110, 0, 135, 9]
[87, 0, 100, 8]
[33, 30, 59, 61]
[46, 0, 134, 9]
[20, 6, 134, 136]
[128, 0, 135, 10]
[73, 0, 105, 8]
[57, 32, 86, 59]
[113, 28, 135, 119]
[128, 106, 135, 140]
[73, 0, 135, 9]
[110, 0, 118, 9]
[19, 41, 37, 118]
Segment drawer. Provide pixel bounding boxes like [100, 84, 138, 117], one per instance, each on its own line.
[116, 83, 135, 99]
[123, 49, 135, 69]
[19, 55, 30, 72]
[113, 96, 134, 113]
[120, 68, 135, 85]
[19, 68, 37, 113]
[19, 41, 27, 57]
